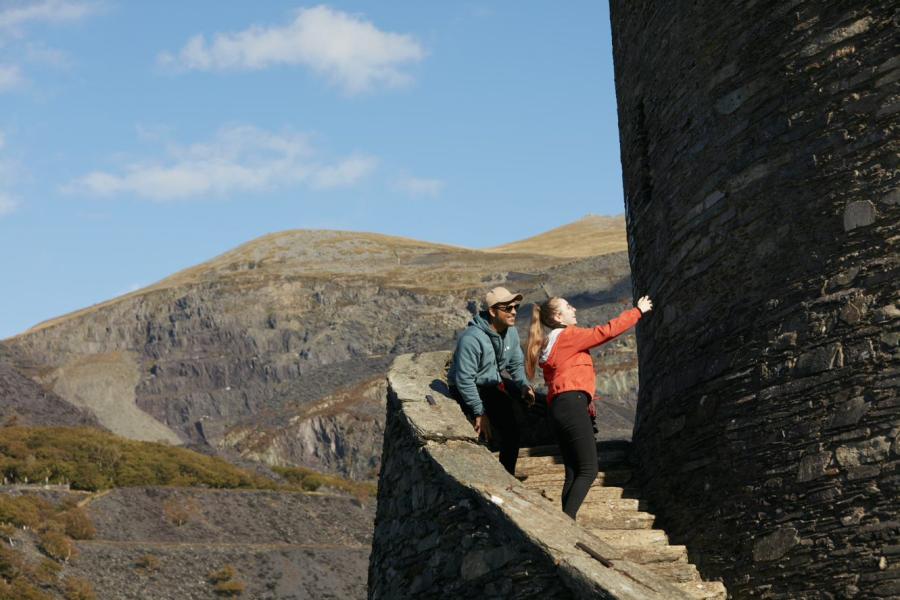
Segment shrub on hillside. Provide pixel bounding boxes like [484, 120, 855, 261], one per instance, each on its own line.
[32, 558, 61, 586]
[0, 427, 277, 491]
[213, 579, 246, 597]
[0, 495, 51, 529]
[38, 530, 76, 562]
[162, 497, 200, 527]
[0, 577, 52, 600]
[59, 508, 95, 540]
[134, 554, 160, 572]
[208, 564, 245, 597]
[272, 465, 376, 499]
[207, 565, 238, 584]
[0, 496, 95, 595]
[0, 543, 24, 580]
[62, 576, 96, 600]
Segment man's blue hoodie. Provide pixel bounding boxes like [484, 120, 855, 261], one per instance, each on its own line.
[448, 311, 530, 416]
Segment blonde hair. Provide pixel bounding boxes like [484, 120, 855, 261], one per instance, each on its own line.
[525, 297, 565, 380]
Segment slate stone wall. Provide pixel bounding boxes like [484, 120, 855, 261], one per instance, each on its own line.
[366, 394, 574, 599]
[609, 1, 899, 598]
[368, 352, 698, 600]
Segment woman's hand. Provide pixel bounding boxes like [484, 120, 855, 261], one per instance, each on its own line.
[637, 295, 653, 314]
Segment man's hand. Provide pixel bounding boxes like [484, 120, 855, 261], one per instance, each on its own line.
[637, 295, 653, 314]
[474, 414, 492, 442]
[522, 385, 536, 407]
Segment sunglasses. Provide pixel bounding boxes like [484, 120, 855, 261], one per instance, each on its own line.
[495, 304, 519, 313]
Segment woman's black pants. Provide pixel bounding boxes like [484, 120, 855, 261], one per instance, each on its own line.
[550, 391, 598, 519]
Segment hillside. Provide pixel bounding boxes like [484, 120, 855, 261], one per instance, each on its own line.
[485, 214, 628, 258]
[2, 216, 635, 597]
[7, 217, 635, 454]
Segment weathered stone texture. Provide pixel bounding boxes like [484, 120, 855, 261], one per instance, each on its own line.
[610, 1, 898, 598]
[368, 352, 695, 599]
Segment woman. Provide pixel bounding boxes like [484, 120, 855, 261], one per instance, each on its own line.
[525, 295, 653, 519]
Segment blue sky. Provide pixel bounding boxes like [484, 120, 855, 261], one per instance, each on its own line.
[0, 1, 624, 339]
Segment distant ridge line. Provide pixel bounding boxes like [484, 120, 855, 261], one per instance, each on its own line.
[11, 216, 626, 339]
[485, 214, 627, 258]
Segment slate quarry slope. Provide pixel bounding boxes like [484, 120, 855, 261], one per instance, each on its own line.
[6, 220, 639, 478]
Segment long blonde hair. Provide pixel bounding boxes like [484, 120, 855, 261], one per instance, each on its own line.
[525, 297, 565, 380]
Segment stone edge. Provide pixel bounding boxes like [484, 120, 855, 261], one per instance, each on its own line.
[387, 351, 694, 600]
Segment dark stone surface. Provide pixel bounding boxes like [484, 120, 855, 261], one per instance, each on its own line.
[0, 342, 99, 428]
[367, 384, 575, 600]
[610, 1, 899, 598]
[368, 352, 696, 600]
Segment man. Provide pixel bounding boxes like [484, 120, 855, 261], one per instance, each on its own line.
[448, 286, 535, 475]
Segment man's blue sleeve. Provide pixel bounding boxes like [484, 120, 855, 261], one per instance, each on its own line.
[451, 336, 484, 416]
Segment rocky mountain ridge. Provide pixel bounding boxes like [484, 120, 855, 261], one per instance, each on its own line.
[2, 215, 637, 598]
[6, 216, 637, 477]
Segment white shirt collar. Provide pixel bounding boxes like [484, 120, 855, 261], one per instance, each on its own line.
[539, 328, 564, 365]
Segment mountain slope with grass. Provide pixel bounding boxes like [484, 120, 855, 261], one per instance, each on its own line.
[6, 216, 636, 467]
[485, 214, 628, 258]
[2, 215, 635, 598]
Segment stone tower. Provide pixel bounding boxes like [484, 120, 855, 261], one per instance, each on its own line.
[610, 1, 898, 598]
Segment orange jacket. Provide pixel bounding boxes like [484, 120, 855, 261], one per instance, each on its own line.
[540, 307, 642, 403]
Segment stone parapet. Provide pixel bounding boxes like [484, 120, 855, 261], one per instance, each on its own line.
[367, 351, 693, 599]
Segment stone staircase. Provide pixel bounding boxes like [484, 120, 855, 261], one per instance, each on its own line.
[514, 440, 728, 600]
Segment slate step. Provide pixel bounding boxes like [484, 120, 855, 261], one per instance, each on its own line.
[675, 580, 728, 600]
[516, 444, 728, 599]
[516, 451, 629, 464]
[524, 483, 640, 502]
[620, 544, 689, 564]
[515, 446, 628, 462]
[592, 529, 669, 547]
[518, 441, 631, 458]
[644, 560, 702, 583]
[578, 509, 656, 530]
[539, 497, 645, 511]
[515, 460, 631, 476]
[528, 487, 643, 511]
[522, 469, 633, 486]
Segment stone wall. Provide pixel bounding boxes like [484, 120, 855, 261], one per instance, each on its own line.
[610, 1, 899, 598]
[368, 352, 696, 599]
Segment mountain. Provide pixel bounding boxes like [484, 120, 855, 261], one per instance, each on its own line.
[1, 216, 636, 598]
[0, 342, 100, 428]
[6, 217, 637, 473]
[485, 214, 628, 258]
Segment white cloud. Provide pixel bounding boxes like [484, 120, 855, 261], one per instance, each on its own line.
[0, 1, 99, 31]
[0, 193, 17, 217]
[311, 156, 378, 190]
[65, 125, 378, 201]
[393, 175, 444, 198]
[0, 2, 99, 91]
[159, 5, 425, 95]
[24, 41, 71, 67]
[0, 131, 19, 216]
[0, 64, 24, 91]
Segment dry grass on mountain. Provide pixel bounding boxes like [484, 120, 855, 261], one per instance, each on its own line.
[17, 215, 626, 338]
[485, 214, 627, 258]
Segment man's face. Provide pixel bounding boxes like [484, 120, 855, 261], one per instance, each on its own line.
[489, 302, 519, 330]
